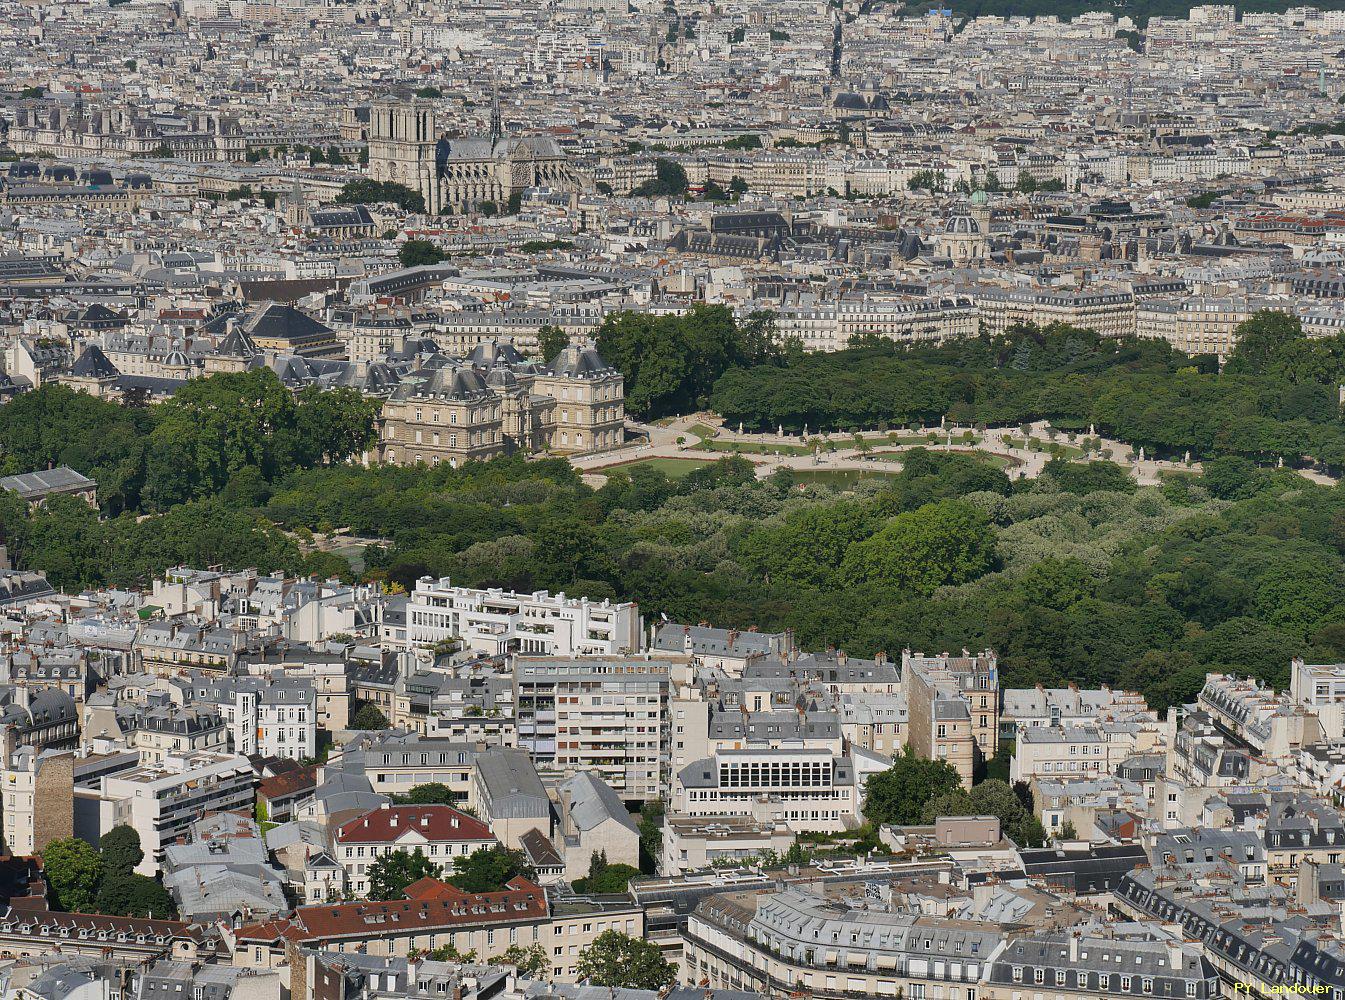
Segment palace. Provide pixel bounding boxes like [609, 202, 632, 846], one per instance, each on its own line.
[367, 91, 572, 215]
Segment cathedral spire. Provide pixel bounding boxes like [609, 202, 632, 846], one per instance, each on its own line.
[489, 70, 502, 149]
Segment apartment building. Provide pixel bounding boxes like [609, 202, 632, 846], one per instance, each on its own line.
[1290, 658, 1345, 740]
[182, 673, 317, 761]
[237, 646, 351, 732]
[1134, 295, 1256, 358]
[684, 885, 1005, 999]
[1198, 673, 1323, 763]
[235, 877, 643, 982]
[1011, 723, 1161, 784]
[838, 692, 907, 756]
[337, 732, 480, 803]
[124, 705, 228, 764]
[1000, 684, 1151, 742]
[0, 742, 74, 856]
[774, 295, 978, 352]
[668, 690, 842, 795]
[92, 751, 255, 875]
[403, 577, 641, 657]
[515, 655, 669, 802]
[672, 746, 859, 833]
[661, 814, 794, 875]
[976, 287, 1136, 339]
[902, 650, 999, 787]
[334, 804, 497, 896]
[982, 931, 1219, 1000]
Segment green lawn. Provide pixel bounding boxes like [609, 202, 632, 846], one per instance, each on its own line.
[603, 457, 719, 479]
[703, 439, 814, 456]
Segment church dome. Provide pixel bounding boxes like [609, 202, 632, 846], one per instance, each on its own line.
[944, 211, 981, 236]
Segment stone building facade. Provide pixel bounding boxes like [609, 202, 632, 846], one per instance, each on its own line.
[378, 340, 623, 466]
[367, 97, 572, 215]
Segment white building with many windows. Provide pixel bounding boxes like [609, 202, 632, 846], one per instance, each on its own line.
[403, 577, 641, 657]
[672, 746, 860, 833]
[334, 803, 497, 897]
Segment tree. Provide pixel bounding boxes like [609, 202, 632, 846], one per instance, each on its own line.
[399, 240, 446, 268]
[95, 872, 176, 918]
[495, 943, 549, 978]
[1224, 310, 1304, 376]
[447, 845, 534, 893]
[42, 837, 103, 912]
[1009, 814, 1047, 848]
[430, 943, 478, 962]
[632, 159, 688, 198]
[391, 782, 458, 805]
[729, 175, 748, 195]
[479, 201, 499, 217]
[862, 747, 963, 827]
[99, 826, 143, 875]
[537, 324, 569, 363]
[416, 86, 443, 98]
[1059, 820, 1078, 840]
[638, 800, 663, 873]
[575, 931, 676, 989]
[352, 702, 390, 730]
[124, 59, 137, 71]
[572, 850, 640, 893]
[366, 848, 442, 900]
[336, 179, 424, 213]
[840, 501, 996, 595]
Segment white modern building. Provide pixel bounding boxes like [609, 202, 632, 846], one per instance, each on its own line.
[90, 751, 255, 875]
[402, 577, 641, 657]
[515, 655, 670, 802]
[671, 746, 860, 833]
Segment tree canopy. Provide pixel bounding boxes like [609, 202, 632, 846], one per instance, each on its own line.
[367, 848, 441, 900]
[335, 179, 425, 213]
[862, 747, 964, 826]
[446, 845, 534, 893]
[575, 931, 676, 989]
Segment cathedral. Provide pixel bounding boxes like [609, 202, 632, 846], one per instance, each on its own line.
[367, 90, 572, 215]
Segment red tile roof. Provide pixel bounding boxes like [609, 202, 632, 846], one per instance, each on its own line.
[258, 764, 319, 802]
[335, 805, 495, 846]
[235, 878, 547, 945]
